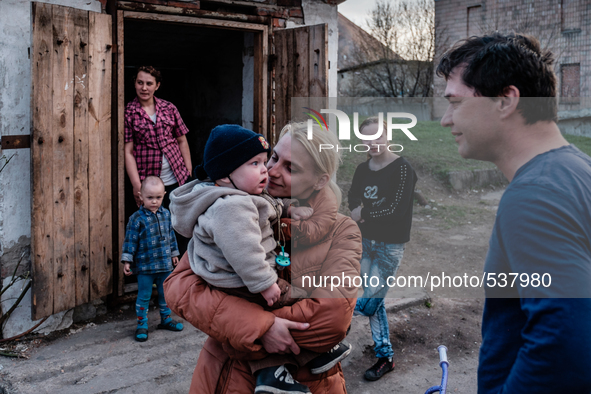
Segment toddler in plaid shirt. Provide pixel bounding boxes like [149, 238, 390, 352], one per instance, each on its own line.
[122, 176, 184, 342]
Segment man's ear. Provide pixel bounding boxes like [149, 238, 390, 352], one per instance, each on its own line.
[314, 174, 330, 190]
[499, 85, 520, 119]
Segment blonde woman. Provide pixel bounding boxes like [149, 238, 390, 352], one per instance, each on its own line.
[165, 123, 361, 394]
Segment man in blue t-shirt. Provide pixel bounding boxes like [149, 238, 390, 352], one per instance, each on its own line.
[436, 33, 591, 393]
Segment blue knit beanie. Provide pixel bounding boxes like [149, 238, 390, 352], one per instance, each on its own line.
[194, 124, 271, 181]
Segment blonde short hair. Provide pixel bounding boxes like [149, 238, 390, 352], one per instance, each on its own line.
[141, 176, 164, 192]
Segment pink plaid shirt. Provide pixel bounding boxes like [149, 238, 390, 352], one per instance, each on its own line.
[124, 97, 190, 185]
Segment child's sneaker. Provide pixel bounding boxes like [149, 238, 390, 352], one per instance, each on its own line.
[254, 365, 311, 394]
[306, 341, 352, 374]
[364, 357, 394, 381]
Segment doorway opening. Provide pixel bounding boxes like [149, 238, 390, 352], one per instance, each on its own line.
[121, 17, 261, 291]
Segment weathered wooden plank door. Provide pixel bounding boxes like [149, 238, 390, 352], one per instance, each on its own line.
[31, 2, 112, 320]
[273, 24, 328, 143]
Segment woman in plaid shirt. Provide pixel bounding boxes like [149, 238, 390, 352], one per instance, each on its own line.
[124, 66, 192, 209]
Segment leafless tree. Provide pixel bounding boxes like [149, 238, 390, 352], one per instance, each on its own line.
[342, 0, 446, 98]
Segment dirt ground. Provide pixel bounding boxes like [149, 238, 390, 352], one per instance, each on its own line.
[0, 169, 500, 393]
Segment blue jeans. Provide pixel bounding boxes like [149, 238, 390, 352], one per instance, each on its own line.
[354, 239, 405, 359]
[136, 272, 172, 328]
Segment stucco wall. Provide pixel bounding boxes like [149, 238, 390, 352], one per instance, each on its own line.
[0, 0, 102, 277]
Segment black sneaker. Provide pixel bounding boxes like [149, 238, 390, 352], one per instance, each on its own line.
[254, 365, 312, 394]
[307, 341, 352, 374]
[364, 357, 395, 381]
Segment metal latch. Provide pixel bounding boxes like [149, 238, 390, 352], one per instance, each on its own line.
[1, 135, 31, 150]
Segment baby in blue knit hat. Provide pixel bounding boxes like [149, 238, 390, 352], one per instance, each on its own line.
[185, 124, 300, 305]
[169, 125, 351, 394]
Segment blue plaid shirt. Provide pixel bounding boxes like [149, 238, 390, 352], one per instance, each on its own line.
[121, 206, 179, 274]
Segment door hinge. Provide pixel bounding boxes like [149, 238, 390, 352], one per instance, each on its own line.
[1, 135, 31, 150]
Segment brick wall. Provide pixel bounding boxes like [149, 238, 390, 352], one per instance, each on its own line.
[434, 0, 590, 115]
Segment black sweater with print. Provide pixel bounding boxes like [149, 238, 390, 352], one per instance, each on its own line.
[347, 157, 417, 243]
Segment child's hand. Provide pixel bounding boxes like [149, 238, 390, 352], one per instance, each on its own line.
[172, 256, 179, 267]
[261, 283, 281, 307]
[123, 263, 133, 276]
[291, 206, 314, 220]
[351, 206, 364, 223]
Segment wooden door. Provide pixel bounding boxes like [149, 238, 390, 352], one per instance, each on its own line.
[31, 2, 112, 320]
[273, 24, 328, 143]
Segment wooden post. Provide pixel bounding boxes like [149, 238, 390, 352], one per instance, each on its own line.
[117, 10, 126, 297]
[51, 5, 76, 313]
[308, 24, 328, 98]
[88, 12, 113, 300]
[31, 2, 55, 320]
[72, 7, 91, 306]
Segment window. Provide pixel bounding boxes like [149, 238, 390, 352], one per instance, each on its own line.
[561, 0, 581, 32]
[467, 5, 482, 37]
[561, 64, 580, 103]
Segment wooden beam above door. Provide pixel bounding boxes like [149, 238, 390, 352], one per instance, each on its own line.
[122, 10, 267, 31]
[119, 1, 268, 24]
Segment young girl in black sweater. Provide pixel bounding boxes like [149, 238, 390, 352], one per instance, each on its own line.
[348, 116, 417, 381]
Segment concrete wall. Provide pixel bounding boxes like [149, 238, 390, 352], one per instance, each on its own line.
[558, 117, 591, 137]
[0, 0, 102, 278]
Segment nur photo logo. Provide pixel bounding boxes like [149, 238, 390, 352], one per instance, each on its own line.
[304, 108, 418, 152]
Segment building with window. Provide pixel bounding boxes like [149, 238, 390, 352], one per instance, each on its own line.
[433, 0, 590, 134]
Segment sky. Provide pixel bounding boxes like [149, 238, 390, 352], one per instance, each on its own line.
[338, 0, 380, 32]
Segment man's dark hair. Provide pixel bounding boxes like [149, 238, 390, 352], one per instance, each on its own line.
[436, 33, 557, 124]
[135, 65, 162, 84]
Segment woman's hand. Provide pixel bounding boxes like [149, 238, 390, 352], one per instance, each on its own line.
[260, 317, 309, 355]
[124, 141, 143, 207]
[132, 182, 142, 207]
[351, 206, 364, 223]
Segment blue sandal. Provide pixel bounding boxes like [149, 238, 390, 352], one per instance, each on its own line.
[157, 319, 184, 331]
[135, 328, 148, 342]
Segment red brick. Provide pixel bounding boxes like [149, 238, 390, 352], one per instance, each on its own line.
[257, 8, 288, 18]
[289, 7, 303, 18]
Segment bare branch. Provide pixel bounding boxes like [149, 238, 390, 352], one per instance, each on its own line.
[342, 0, 440, 98]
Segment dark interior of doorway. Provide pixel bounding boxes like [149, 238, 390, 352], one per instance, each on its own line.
[123, 19, 247, 289]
